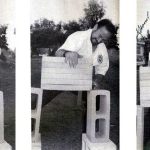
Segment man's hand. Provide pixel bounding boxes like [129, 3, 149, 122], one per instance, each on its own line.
[65, 51, 79, 68]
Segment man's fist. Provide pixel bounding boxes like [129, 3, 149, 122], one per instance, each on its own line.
[65, 52, 79, 68]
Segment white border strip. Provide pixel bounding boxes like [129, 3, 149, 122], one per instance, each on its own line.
[120, 0, 137, 150]
[16, 0, 31, 149]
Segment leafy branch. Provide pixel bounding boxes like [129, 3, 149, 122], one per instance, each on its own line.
[136, 11, 149, 40]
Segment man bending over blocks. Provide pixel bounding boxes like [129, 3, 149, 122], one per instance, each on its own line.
[56, 19, 115, 89]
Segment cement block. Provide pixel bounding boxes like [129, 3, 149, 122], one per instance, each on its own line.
[86, 90, 110, 143]
[137, 106, 144, 150]
[0, 141, 12, 150]
[32, 133, 41, 150]
[31, 88, 43, 142]
[82, 134, 116, 150]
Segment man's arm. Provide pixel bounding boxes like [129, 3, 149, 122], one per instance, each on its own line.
[55, 31, 83, 68]
[55, 31, 78, 56]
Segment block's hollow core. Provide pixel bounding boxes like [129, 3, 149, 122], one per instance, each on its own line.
[96, 95, 107, 114]
[95, 119, 106, 138]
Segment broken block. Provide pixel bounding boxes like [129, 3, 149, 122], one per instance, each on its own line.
[86, 90, 110, 143]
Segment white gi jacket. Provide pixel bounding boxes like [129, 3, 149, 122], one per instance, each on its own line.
[57, 29, 109, 76]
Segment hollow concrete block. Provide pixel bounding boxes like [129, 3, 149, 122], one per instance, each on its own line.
[82, 134, 116, 150]
[86, 90, 110, 143]
[31, 88, 43, 143]
[137, 105, 144, 150]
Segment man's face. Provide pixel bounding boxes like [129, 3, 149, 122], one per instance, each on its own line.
[91, 26, 111, 46]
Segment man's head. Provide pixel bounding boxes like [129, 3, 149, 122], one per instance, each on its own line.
[91, 19, 116, 46]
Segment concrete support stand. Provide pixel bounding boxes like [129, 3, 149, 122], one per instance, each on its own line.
[32, 133, 41, 150]
[0, 91, 12, 150]
[86, 90, 110, 143]
[31, 88, 43, 150]
[82, 134, 116, 150]
[84, 90, 116, 150]
[137, 106, 144, 150]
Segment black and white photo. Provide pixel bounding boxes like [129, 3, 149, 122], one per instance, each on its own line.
[30, 0, 119, 150]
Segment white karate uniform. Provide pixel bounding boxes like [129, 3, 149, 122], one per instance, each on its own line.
[57, 29, 109, 75]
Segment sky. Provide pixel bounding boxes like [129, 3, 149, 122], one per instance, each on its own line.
[30, 0, 119, 25]
[0, 0, 15, 25]
[0, 0, 15, 51]
[137, 0, 150, 36]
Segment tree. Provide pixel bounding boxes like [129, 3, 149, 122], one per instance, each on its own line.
[0, 25, 8, 50]
[31, 19, 66, 55]
[84, 0, 105, 28]
[41, 19, 55, 28]
[136, 11, 149, 40]
[79, 18, 89, 30]
[63, 21, 81, 36]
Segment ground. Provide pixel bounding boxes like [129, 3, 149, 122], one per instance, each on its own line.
[0, 60, 15, 150]
[31, 52, 119, 150]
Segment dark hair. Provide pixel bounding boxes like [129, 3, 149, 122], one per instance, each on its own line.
[97, 19, 116, 35]
[97, 19, 119, 50]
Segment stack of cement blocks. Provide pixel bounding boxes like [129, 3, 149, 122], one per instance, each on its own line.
[137, 66, 150, 150]
[31, 88, 43, 150]
[32, 56, 117, 150]
[82, 90, 116, 150]
[0, 91, 12, 150]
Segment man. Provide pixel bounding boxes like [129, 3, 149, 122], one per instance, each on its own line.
[32, 19, 116, 135]
[32, 19, 116, 107]
[55, 19, 116, 89]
